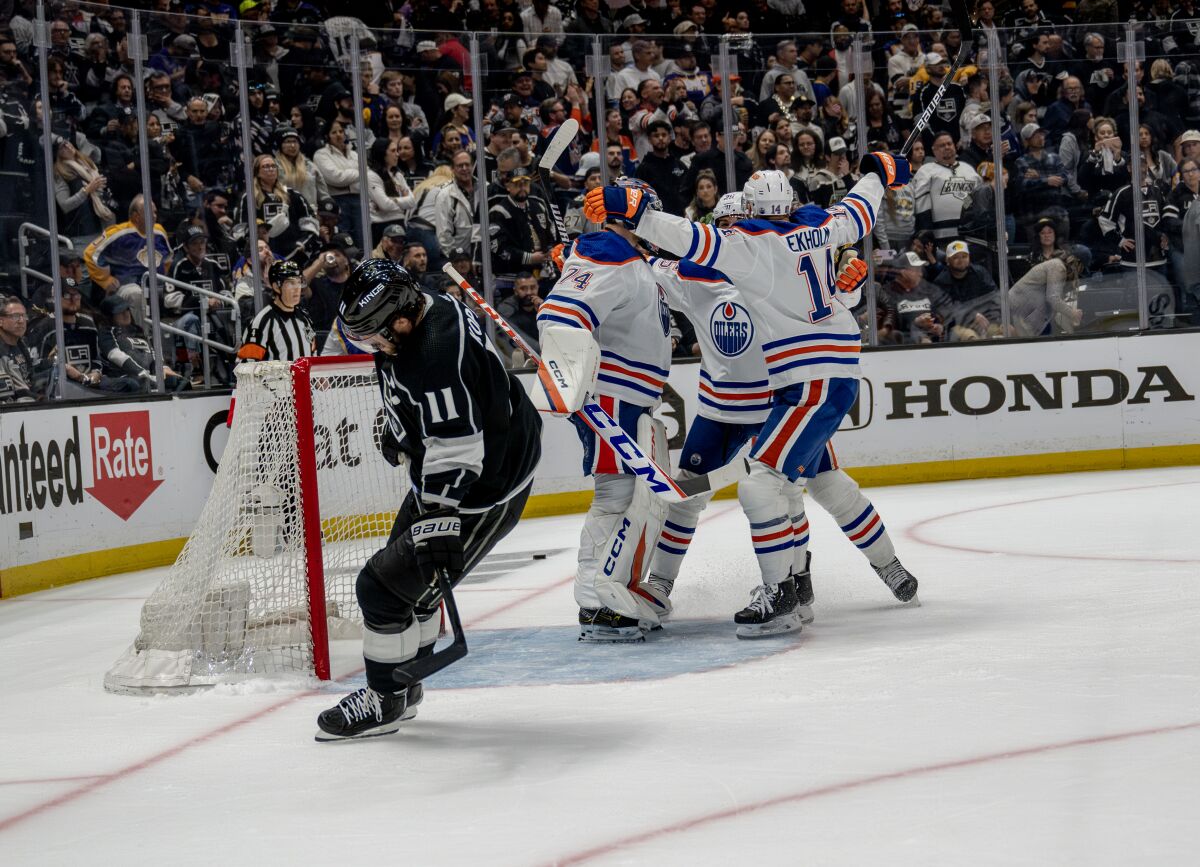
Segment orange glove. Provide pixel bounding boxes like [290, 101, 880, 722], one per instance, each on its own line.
[550, 242, 566, 271]
[835, 255, 869, 293]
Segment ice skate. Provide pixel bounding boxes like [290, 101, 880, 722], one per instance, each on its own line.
[874, 557, 919, 603]
[315, 685, 419, 742]
[734, 578, 802, 639]
[641, 574, 675, 620]
[579, 607, 647, 643]
[792, 551, 814, 624]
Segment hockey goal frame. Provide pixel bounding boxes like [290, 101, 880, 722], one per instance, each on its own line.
[292, 355, 361, 681]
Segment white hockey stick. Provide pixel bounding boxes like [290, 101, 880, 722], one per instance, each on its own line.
[537, 117, 578, 243]
[444, 264, 746, 502]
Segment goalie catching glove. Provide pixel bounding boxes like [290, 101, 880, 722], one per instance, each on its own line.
[582, 177, 662, 229]
[858, 152, 912, 189]
[411, 507, 464, 584]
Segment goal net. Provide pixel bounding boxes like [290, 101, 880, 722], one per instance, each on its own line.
[104, 357, 402, 693]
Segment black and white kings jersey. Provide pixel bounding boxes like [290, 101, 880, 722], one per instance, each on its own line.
[375, 293, 542, 513]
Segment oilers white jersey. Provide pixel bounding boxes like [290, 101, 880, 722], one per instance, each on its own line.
[648, 257, 771, 425]
[638, 174, 885, 389]
[536, 231, 672, 408]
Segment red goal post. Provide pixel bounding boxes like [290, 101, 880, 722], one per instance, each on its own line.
[105, 355, 403, 693]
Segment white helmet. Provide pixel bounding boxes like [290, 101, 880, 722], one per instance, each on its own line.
[742, 170, 793, 217]
[712, 192, 746, 222]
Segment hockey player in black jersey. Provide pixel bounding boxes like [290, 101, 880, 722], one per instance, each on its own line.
[316, 259, 542, 741]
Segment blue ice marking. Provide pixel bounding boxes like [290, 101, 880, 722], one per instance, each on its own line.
[346, 619, 798, 690]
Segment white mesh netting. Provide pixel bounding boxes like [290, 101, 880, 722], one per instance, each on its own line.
[104, 358, 403, 693]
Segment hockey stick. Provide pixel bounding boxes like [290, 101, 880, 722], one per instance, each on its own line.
[900, 0, 976, 157]
[537, 116, 578, 244]
[444, 263, 747, 502]
[391, 571, 467, 686]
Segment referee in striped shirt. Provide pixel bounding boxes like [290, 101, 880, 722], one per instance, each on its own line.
[237, 260, 317, 362]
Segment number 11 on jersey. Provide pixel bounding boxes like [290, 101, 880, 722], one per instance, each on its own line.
[796, 252, 837, 323]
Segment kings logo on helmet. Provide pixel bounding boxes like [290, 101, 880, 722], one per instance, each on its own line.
[709, 301, 754, 357]
[357, 284, 386, 308]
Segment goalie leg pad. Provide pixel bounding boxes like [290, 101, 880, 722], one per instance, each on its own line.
[807, 468, 896, 567]
[738, 460, 793, 585]
[575, 424, 670, 624]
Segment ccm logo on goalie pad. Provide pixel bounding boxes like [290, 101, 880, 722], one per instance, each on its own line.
[603, 518, 632, 576]
[412, 517, 461, 539]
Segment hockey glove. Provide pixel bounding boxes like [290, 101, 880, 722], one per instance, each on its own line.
[835, 252, 869, 293]
[583, 185, 651, 229]
[411, 507, 464, 584]
[859, 152, 912, 189]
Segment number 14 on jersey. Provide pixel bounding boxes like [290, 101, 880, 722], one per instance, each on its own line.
[796, 252, 838, 324]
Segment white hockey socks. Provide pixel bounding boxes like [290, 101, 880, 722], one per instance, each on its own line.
[806, 469, 896, 567]
[647, 476, 712, 582]
[737, 460, 794, 585]
[783, 481, 811, 575]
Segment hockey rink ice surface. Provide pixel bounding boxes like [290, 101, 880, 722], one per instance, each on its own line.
[2, 467, 1199, 865]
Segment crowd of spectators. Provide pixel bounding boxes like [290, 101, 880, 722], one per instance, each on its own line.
[2, 0, 1200, 405]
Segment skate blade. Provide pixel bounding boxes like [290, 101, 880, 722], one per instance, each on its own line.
[314, 719, 406, 743]
[735, 612, 803, 639]
[579, 626, 646, 643]
[797, 604, 814, 624]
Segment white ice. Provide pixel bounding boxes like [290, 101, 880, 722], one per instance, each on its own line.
[2, 467, 1199, 866]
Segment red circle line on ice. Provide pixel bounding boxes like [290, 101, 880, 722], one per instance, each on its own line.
[905, 478, 1200, 563]
[0, 504, 748, 832]
[544, 718, 1200, 866]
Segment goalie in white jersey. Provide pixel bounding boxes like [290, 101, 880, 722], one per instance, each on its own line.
[646, 193, 918, 637]
[535, 177, 675, 642]
[587, 154, 917, 631]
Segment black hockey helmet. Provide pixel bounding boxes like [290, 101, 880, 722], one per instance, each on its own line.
[338, 259, 424, 342]
[268, 258, 301, 289]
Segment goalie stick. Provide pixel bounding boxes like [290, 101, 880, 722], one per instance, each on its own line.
[900, 0, 975, 156]
[537, 117, 578, 244]
[443, 263, 747, 503]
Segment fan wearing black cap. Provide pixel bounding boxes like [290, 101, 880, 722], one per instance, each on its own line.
[170, 225, 234, 375]
[301, 234, 359, 336]
[237, 259, 316, 362]
[487, 166, 557, 295]
[314, 259, 541, 741]
[98, 294, 188, 392]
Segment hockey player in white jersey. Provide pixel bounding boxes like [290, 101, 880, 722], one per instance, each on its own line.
[644, 193, 918, 636]
[586, 153, 917, 632]
[535, 176, 674, 642]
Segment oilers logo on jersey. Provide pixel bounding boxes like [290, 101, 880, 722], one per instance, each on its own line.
[656, 284, 672, 337]
[709, 301, 754, 357]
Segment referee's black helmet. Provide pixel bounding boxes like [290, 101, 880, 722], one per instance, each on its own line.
[268, 259, 301, 289]
[339, 259, 424, 341]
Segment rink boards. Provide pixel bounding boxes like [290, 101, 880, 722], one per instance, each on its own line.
[1, 331, 1197, 596]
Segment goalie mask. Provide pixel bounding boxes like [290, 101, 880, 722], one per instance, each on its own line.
[339, 259, 424, 344]
[610, 175, 663, 216]
[742, 170, 794, 217]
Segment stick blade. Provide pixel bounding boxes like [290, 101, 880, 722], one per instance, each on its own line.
[539, 117, 579, 170]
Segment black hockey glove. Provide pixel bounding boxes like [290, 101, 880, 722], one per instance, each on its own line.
[379, 428, 407, 468]
[411, 507, 464, 584]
